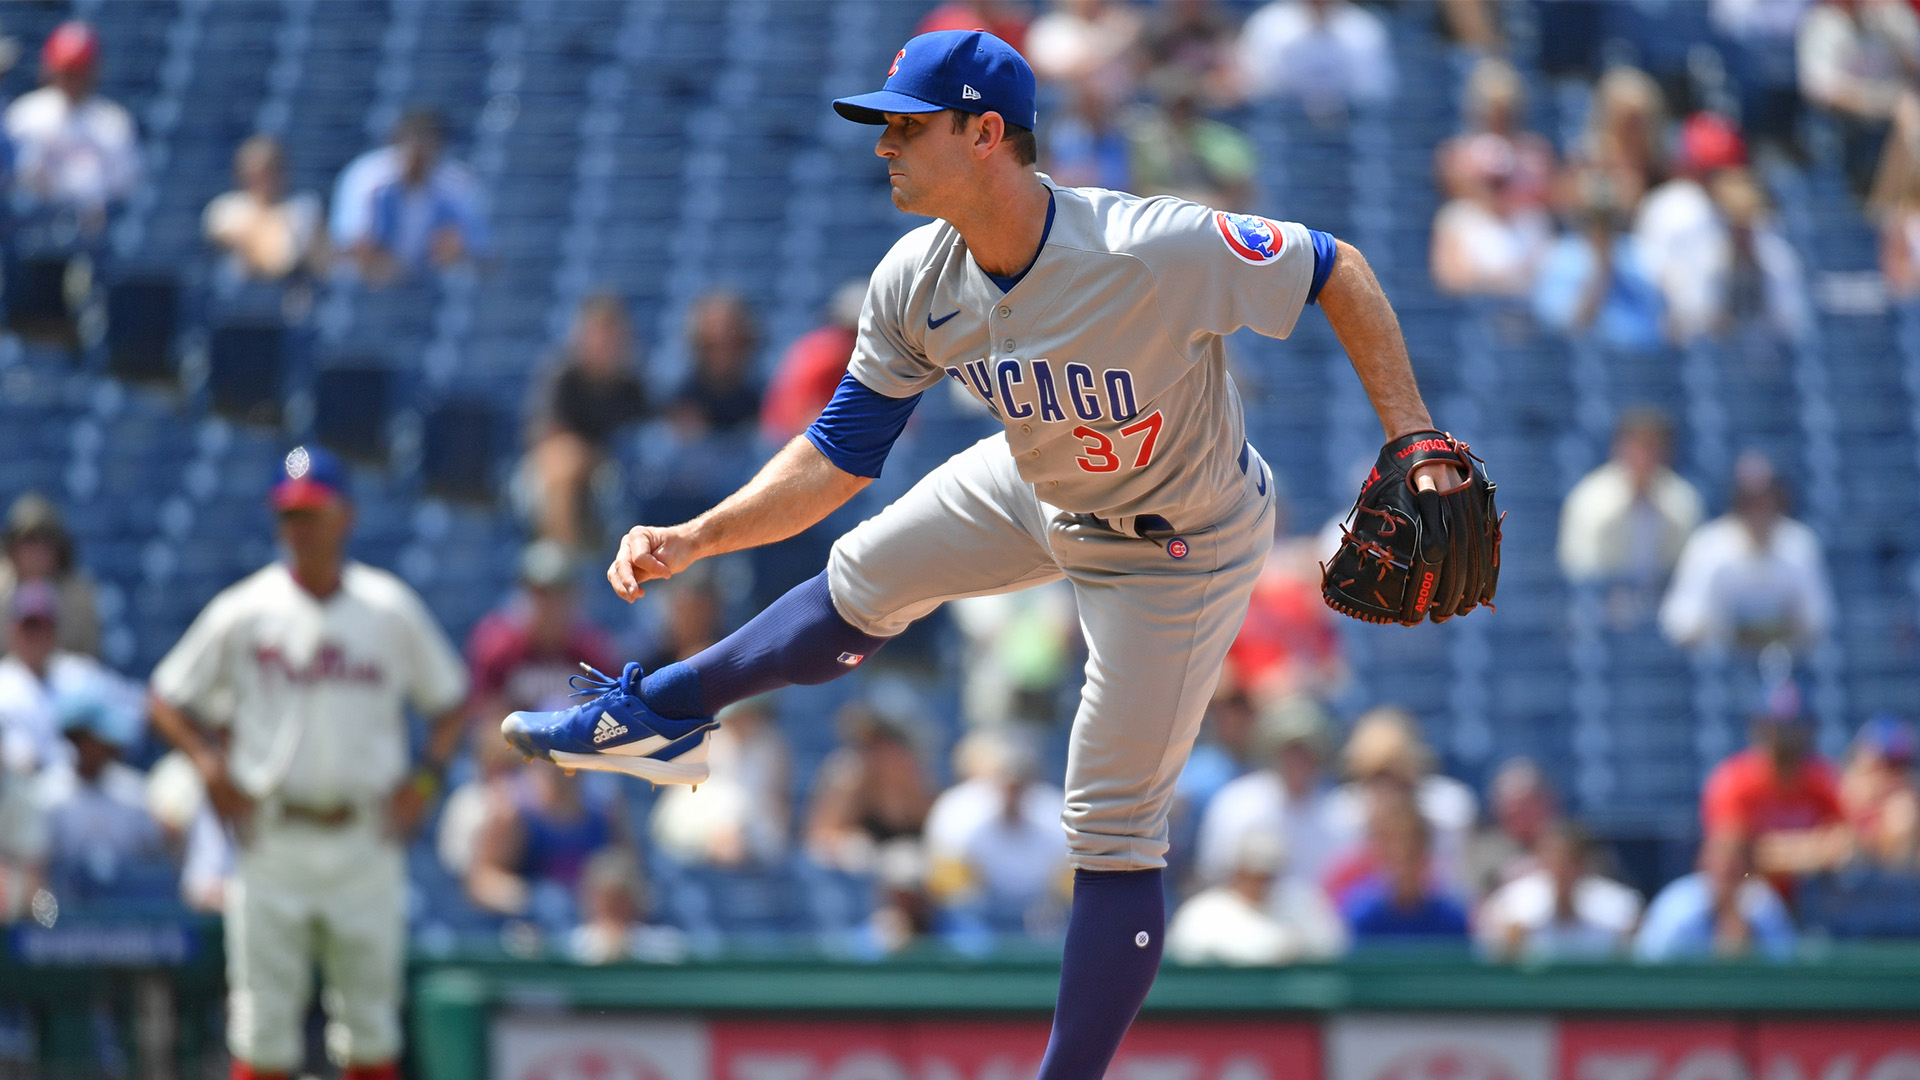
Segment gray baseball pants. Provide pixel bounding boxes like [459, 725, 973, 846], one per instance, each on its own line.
[828, 433, 1275, 871]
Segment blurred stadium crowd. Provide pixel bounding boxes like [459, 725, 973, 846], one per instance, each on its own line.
[1, 0, 1919, 1014]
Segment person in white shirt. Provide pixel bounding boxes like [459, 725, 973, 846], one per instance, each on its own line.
[1194, 693, 1352, 891]
[1430, 133, 1553, 298]
[1635, 115, 1808, 344]
[1238, 0, 1397, 114]
[203, 135, 326, 283]
[1477, 821, 1642, 961]
[0, 582, 127, 776]
[1558, 408, 1704, 588]
[650, 696, 791, 866]
[147, 446, 468, 1080]
[3, 22, 140, 231]
[1168, 828, 1346, 965]
[924, 727, 1069, 933]
[1660, 451, 1834, 655]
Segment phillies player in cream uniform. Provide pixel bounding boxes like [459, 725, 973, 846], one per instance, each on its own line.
[149, 446, 467, 1080]
[505, 30, 1461, 1080]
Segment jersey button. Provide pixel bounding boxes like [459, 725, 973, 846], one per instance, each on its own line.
[997, 305, 1012, 318]
[1021, 424, 1032, 435]
[1004, 339, 1015, 350]
[1029, 449, 1040, 457]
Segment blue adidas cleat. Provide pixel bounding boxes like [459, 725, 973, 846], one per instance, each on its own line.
[501, 662, 718, 786]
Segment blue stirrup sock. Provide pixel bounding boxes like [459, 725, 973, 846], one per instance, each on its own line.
[639, 570, 891, 720]
[1036, 868, 1167, 1080]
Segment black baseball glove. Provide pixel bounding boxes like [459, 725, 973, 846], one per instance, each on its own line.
[1322, 431, 1501, 625]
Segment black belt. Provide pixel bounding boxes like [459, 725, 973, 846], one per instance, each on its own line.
[279, 801, 358, 827]
[1084, 441, 1255, 538]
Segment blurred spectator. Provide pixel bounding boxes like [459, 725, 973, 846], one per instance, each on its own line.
[1476, 822, 1642, 961]
[864, 840, 938, 955]
[637, 564, 725, 672]
[1043, 84, 1135, 193]
[524, 293, 649, 549]
[1168, 828, 1346, 965]
[1710, 0, 1810, 155]
[924, 728, 1068, 933]
[1196, 694, 1350, 891]
[1565, 67, 1669, 216]
[1634, 832, 1797, 961]
[1702, 690, 1848, 881]
[1637, 116, 1809, 343]
[467, 761, 627, 919]
[332, 108, 488, 284]
[760, 279, 867, 444]
[1323, 707, 1478, 901]
[1225, 538, 1346, 705]
[1126, 71, 1258, 210]
[568, 849, 684, 964]
[0, 583, 125, 774]
[806, 701, 933, 873]
[35, 689, 163, 894]
[652, 697, 790, 867]
[178, 805, 231, 914]
[1660, 452, 1834, 655]
[437, 726, 524, 881]
[1558, 408, 1704, 592]
[1340, 793, 1471, 945]
[1430, 133, 1554, 297]
[1138, 0, 1245, 110]
[1436, 58, 1555, 209]
[670, 291, 764, 436]
[1026, 0, 1142, 100]
[916, 0, 1030, 52]
[1238, 0, 1396, 115]
[1880, 160, 1920, 294]
[1840, 715, 1920, 867]
[1174, 689, 1256, 828]
[466, 542, 619, 732]
[949, 581, 1080, 728]
[0, 760, 45, 922]
[0, 492, 101, 658]
[202, 135, 326, 283]
[1797, 0, 1920, 200]
[3, 22, 140, 234]
[1465, 757, 1561, 898]
[1532, 174, 1666, 351]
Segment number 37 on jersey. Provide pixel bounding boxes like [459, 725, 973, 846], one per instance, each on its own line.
[943, 356, 1162, 474]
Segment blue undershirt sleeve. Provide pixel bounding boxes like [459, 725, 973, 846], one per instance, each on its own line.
[1306, 229, 1338, 305]
[803, 373, 923, 479]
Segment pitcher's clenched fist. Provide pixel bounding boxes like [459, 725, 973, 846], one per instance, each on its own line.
[608, 524, 697, 601]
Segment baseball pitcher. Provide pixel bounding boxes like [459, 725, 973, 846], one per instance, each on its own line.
[504, 31, 1498, 1079]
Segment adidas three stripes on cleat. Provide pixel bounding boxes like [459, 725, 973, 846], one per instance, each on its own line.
[500, 661, 718, 785]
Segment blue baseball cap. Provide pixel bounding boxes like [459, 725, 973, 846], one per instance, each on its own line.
[834, 30, 1037, 130]
[270, 445, 350, 511]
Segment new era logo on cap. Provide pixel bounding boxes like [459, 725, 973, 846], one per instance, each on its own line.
[834, 30, 1038, 130]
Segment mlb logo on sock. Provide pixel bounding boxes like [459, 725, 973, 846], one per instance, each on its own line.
[837, 652, 865, 666]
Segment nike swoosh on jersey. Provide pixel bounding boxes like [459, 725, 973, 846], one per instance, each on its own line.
[927, 309, 960, 329]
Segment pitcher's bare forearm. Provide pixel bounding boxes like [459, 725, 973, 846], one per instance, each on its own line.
[1317, 239, 1435, 441]
[609, 436, 869, 600]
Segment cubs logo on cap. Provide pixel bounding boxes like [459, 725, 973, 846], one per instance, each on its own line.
[1215, 211, 1285, 265]
[834, 30, 1038, 131]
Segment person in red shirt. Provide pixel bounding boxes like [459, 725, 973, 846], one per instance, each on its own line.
[915, 0, 1030, 52]
[1700, 692, 1848, 884]
[758, 279, 868, 444]
[466, 541, 619, 732]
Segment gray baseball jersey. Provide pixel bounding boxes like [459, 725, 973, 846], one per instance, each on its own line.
[827, 178, 1312, 872]
[849, 174, 1315, 532]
